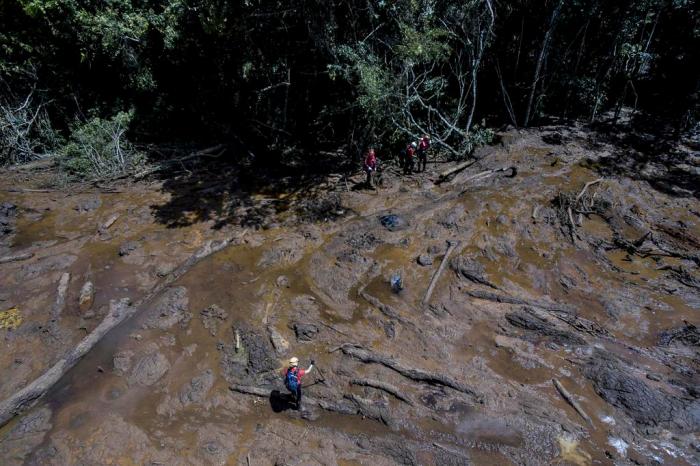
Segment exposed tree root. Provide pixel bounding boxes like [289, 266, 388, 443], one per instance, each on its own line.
[339, 344, 481, 400]
[351, 378, 414, 405]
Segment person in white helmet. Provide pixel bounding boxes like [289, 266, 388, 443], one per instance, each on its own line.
[283, 356, 314, 409]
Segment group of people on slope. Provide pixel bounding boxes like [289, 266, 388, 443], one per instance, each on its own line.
[363, 134, 431, 187]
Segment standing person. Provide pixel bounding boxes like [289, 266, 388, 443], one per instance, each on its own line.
[363, 148, 378, 188]
[284, 356, 314, 410]
[417, 135, 430, 172]
[404, 142, 417, 174]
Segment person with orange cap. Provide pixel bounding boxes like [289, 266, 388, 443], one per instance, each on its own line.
[283, 356, 314, 409]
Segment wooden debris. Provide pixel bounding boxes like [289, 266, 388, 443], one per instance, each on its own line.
[552, 378, 593, 426]
[99, 213, 120, 232]
[0, 252, 34, 264]
[351, 378, 414, 405]
[436, 159, 478, 183]
[422, 240, 459, 307]
[339, 344, 481, 400]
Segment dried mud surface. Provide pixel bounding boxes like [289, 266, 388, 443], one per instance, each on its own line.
[1, 126, 699, 465]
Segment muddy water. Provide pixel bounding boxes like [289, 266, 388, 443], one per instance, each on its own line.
[1, 128, 699, 465]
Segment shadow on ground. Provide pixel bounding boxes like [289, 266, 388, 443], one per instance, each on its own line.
[149, 148, 357, 229]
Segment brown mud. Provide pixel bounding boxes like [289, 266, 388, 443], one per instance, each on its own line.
[0, 126, 699, 465]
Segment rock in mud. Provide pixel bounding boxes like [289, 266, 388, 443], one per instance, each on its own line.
[0, 202, 17, 237]
[128, 351, 170, 387]
[220, 325, 278, 384]
[78, 281, 94, 312]
[118, 241, 140, 257]
[585, 351, 700, 433]
[659, 323, 699, 347]
[293, 322, 319, 342]
[0, 406, 52, 462]
[268, 325, 290, 354]
[19, 254, 77, 280]
[450, 256, 496, 288]
[143, 286, 191, 330]
[417, 254, 433, 266]
[200, 304, 228, 336]
[379, 214, 407, 231]
[74, 197, 101, 213]
[113, 350, 133, 376]
[180, 369, 214, 405]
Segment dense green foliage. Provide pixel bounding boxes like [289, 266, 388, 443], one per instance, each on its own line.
[1, 0, 698, 169]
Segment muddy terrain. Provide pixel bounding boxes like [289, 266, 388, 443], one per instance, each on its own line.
[0, 126, 698, 465]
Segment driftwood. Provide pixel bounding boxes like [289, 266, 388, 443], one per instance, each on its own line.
[0, 299, 133, 427]
[574, 178, 603, 206]
[458, 166, 517, 193]
[422, 241, 459, 307]
[339, 344, 480, 400]
[552, 378, 593, 426]
[48, 273, 70, 335]
[359, 288, 408, 325]
[98, 213, 120, 232]
[0, 251, 34, 264]
[351, 378, 414, 405]
[436, 159, 477, 182]
[0, 232, 245, 428]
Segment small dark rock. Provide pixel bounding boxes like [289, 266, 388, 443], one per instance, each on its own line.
[118, 241, 140, 256]
[294, 322, 319, 342]
[417, 254, 433, 266]
[646, 373, 662, 382]
[74, 197, 102, 213]
[379, 214, 408, 231]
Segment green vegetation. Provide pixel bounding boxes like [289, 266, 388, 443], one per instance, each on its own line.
[0, 0, 697, 171]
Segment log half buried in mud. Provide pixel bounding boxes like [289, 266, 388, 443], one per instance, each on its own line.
[0, 298, 134, 427]
[351, 378, 414, 405]
[552, 379, 593, 426]
[0, 251, 34, 264]
[0, 233, 244, 428]
[436, 159, 478, 183]
[422, 240, 459, 307]
[339, 344, 481, 401]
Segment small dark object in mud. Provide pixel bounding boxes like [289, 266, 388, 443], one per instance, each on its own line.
[293, 322, 319, 342]
[380, 214, 407, 231]
[390, 273, 403, 293]
[659, 323, 699, 347]
[118, 241, 140, 256]
[417, 254, 433, 266]
[74, 197, 101, 213]
[505, 309, 585, 346]
[542, 132, 565, 145]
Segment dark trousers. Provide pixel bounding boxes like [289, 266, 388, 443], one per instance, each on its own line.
[291, 386, 302, 408]
[404, 157, 414, 174]
[417, 150, 427, 172]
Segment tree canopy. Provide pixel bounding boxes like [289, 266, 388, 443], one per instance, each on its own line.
[1, 0, 698, 172]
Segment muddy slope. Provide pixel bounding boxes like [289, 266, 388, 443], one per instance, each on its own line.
[1, 126, 699, 465]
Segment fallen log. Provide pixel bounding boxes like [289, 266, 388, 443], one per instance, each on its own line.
[358, 288, 409, 325]
[436, 159, 477, 183]
[433, 442, 470, 460]
[422, 241, 459, 307]
[339, 344, 481, 400]
[0, 298, 133, 427]
[351, 378, 414, 405]
[48, 273, 70, 334]
[0, 232, 245, 428]
[133, 144, 226, 180]
[0, 252, 34, 264]
[552, 378, 593, 426]
[98, 213, 120, 232]
[457, 166, 517, 194]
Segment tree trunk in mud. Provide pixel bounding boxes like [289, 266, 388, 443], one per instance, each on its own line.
[0, 235, 242, 428]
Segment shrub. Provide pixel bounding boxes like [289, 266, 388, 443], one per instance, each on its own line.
[59, 111, 144, 179]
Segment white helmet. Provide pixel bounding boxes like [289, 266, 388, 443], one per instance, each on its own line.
[289, 357, 299, 367]
[411, 142, 417, 148]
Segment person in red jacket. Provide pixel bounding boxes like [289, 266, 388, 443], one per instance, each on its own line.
[417, 135, 430, 172]
[404, 142, 417, 174]
[363, 148, 378, 187]
[283, 356, 314, 410]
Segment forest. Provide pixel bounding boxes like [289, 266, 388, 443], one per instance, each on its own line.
[1, 0, 698, 177]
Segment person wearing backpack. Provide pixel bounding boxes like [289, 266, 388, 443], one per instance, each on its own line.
[284, 356, 314, 409]
[363, 148, 378, 188]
